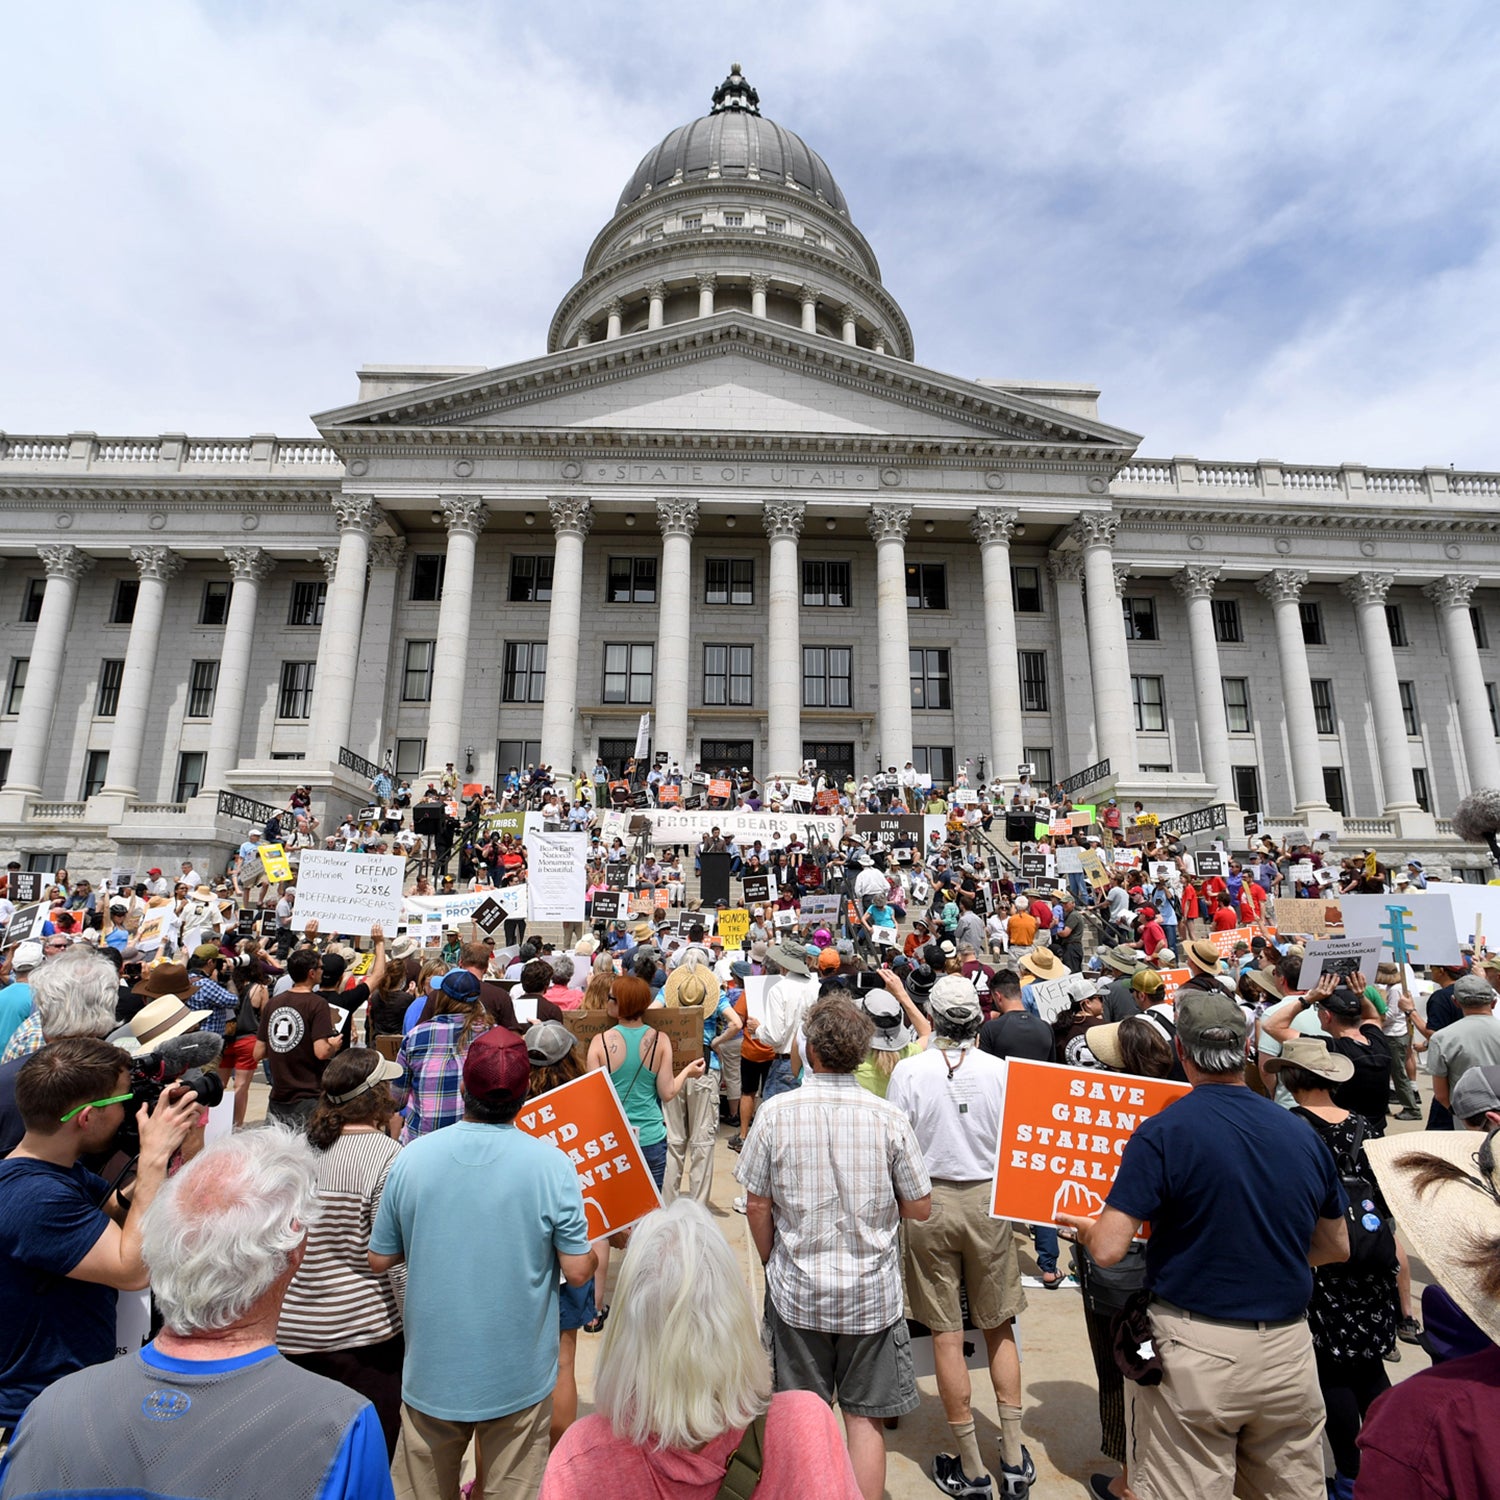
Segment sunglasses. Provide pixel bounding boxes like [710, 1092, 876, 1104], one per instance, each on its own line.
[60, 1091, 133, 1123]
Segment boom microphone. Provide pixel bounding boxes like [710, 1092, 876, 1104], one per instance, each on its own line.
[1452, 788, 1500, 869]
[144, 1030, 226, 1071]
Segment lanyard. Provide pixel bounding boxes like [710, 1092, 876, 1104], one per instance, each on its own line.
[941, 1046, 972, 1113]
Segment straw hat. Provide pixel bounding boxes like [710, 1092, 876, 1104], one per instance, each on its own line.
[1263, 1035, 1354, 1083]
[1366, 1129, 1500, 1347]
[126, 995, 206, 1048]
[664, 960, 722, 1013]
[1086, 1022, 1126, 1070]
[1019, 948, 1067, 983]
[1184, 938, 1224, 971]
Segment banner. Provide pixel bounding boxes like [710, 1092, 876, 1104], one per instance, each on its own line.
[515, 1070, 662, 1240]
[523, 831, 588, 922]
[294, 849, 404, 936]
[1340, 893, 1461, 967]
[634, 712, 651, 759]
[990, 1058, 1190, 1229]
[600, 808, 843, 848]
[257, 843, 293, 883]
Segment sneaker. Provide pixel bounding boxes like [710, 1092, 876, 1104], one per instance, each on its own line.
[1394, 1107, 1422, 1121]
[732, 1196, 748, 1214]
[728, 1133, 744, 1152]
[1087, 1478, 1120, 1500]
[930, 1453, 992, 1497]
[1397, 1315, 1423, 1344]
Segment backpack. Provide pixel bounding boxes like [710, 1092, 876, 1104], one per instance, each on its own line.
[1337, 1117, 1398, 1271]
[715, 1412, 766, 1500]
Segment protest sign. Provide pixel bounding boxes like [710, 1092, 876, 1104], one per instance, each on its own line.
[257, 843, 293, 883]
[1340, 893, 1462, 968]
[1209, 924, 1261, 958]
[774, 908, 796, 929]
[953, 788, 978, 806]
[676, 910, 710, 936]
[0, 903, 47, 950]
[1055, 847, 1084, 875]
[800, 894, 839, 918]
[657, 782, 681, 805]
[588, 890, 622, 922]
[990, 1058, 1190, 1229]
[515, 1070, 662, 1240]
[741, 974, 773, 1023]
[717, 908, 751, 949]
[1193, 850, 1224, 878]
[470, 895, 505, 934]
[1021, 853, 1052, 884]
[708, 778, 733, 801]
[648, 1007, 704, 1060]
[600, 808, 843, 849]
[1024, 973, 1094, 1024]
[523, 831, 588, 921]
[1447, 884, 1500, 953]
[1297, 935, 1385, 991]
[292, 849, 403, 937]
[134, 908, 169, 951]
[742, 872, 774, 905]
[869, 924, 900, 948]
[1157, 967, 1192, 1006]
[237, 909, 257, 938]
[1072, 804, 1097, 826]
[790, 782, 814, 805]
[815, 789, 841, 811]
[8, 872, 48, 905]
[1112, 848, 1140, 869]
[1078, 848, 1111, 891]
[1275, 897, 1336, 938]
[1148, 861, 1175, 884]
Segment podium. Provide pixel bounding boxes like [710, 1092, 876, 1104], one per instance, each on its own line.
[698, 852, 732, 907]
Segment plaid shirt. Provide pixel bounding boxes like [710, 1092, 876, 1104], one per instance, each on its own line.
[186, 976, 238, 1037]
[736, 1071, 930, 1334]
[0, 1012, 42, 1065]
[394, 1016, 490, 1144]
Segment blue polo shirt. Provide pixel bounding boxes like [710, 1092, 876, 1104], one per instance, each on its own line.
[1107, 1083, 1345, 1322]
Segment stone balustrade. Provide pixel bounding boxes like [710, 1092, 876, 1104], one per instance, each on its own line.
[0, 433, 344, 475]
[1112, 456, 1486, 505]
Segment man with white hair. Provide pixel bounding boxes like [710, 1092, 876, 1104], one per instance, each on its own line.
[0, 1127, 395, 1499]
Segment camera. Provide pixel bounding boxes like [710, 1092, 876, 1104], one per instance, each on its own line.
[112, 1033, 225, 1159]
[855, 970, 887, 994]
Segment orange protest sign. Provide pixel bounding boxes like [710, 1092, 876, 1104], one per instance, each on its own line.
[708, 778, 732, 799]
[990, 1057, 1190, 1230]
[514, 1069, 662, 1240]
[815, 789, 841, 811]
[658, 783, 681, 804]
[1209, 925, 1260, 957]
[1157, 967, 1192, 1006]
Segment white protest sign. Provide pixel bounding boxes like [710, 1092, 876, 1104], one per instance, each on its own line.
[293, 849, 404, 936]
[870, 924, 900, 947]
[524, 831, 588, 921]
[790, 782, 815, 804]
[1447, 884, 1500, 954]
[1055, 847, 1084, 874]
[1339, 892, 1462, 968]
[1296, 934, 1385, 991]
[1025, 972, 1095, 1024]
[741, 974, 773, 1023]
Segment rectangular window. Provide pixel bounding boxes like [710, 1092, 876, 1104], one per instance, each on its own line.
[1222, 677, 1251, 734]
[410, 555, 446, 602]
[802, 560, 852, 607]
[705, 558, 755, 605]
[278, 661, 315, 719]
[5, 658, 27, 715]
[501, 642, 547, 703]
[1232, 765, 1262, 815]
[603, 643, 653, 704]
[1011, 565, 1043, 613]
[1490, 683, 1500, 737]
[700, 740, 754, 775]
[905, 563, 947, 610]
[766, 217, 785, 234]
[199, 580, 231, 626]
[497, 739, 541, 776]
[1212, 598, 1242, 643]
[1472, 606, 1489, 650]
[1311, 679, 1337, 735]
[0, 749, 9, 788]
[802, 646, 852, 709]
[1122, 596, 1158, 641]
[722, 211, 744, 228]
[288, 580, 326, 627]
[402, 640, 435, 702]
[1018, 650, 1049, 712]
[186, 660, 218, 718]
[1023, 746, 1054, 783]
[1131, 674, 1165, 732]
[21, 578, 45, 624]
[910, 648, 952, 711]
[1323, 766, 1347, 814]
[174, 751, 206, 802]
[1386, 603, 1408, 648]
[913, 746, 955, 784]
[704, 645, 754, 706]
[110, 578, 139, 625]
[82, 750, 109, 798]
[1398, 680, 1419, 736]
[394, 738, 426, 780]
[96, 658, 125, 718]
[1412, 766, 1431, 813]
[682, 214, 701, 231]
[1299, 600, 1324, 645]
[508, 555, 554, 603]
[607, 557, 657, 604]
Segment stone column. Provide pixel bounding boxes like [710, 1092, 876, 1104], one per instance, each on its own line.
[203, 547, 275, 791]
[1172, 566, 1234, 804]
[970, 507, 1023, 779]
[654, 498, 699, 767]
[422, 498, 490, 783]
[697, 273, 716, 318]
[1047, 552, 1097, 770]
[1256, 569, 1333, 819]
[1072, 515, 1137, 778]
[872, 329, 887, 355]
[647, 281, 666, 330]
[750, 273, 769, 319]
[867, 503, 914, 770]
[306, 494, 378, 767]
[98, 546, 183, 798]
[538, 497, 593, 773]
[351, 536, 406, 766]
[7, 545, 93, 795]
[839, 304, 858, 345]
[605, 298, 624, 341]
[799, 286, 818, 334]
[764, 500, 805, 777]
[1341, 573, 1421, 814]
[1425, 576, 1500, 791]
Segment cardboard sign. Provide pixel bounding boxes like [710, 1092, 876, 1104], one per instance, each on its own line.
[1297, 935, 1384, 991]
[990, 1058, 1190, 1230]
[258, 843, 293, 883]
[1275, 897, 1335, 939]
[717, 908, 751, 949]
[560, 1006, 704, 1062]
[589, 890, 623, 922]
[514, 1070, 662, 1240]
[470, 895, 505, 934]
[1078, 849, 1111, 891]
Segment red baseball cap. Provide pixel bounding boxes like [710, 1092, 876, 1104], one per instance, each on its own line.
[147, 868, 162, 877]
[461, 1027, 530, 1109]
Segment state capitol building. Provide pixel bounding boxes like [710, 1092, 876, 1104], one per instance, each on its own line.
[2, 67, 1497, 877]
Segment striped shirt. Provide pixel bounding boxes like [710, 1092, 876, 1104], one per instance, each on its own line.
[736, 1071, 930, 1335]
[277, 1129, 403, 1355]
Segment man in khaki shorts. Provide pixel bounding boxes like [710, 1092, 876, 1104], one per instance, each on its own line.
[888, 975, 1034, 1498]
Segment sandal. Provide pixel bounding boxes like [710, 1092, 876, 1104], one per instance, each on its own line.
[1040, 1270, 1064, 1290]
[583, 1304, 609, 1334]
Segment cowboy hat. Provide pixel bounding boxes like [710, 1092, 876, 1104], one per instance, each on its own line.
[766, 943, 810, 976]
[664, 961, 722, 1012]
[1101, 944, 1144, 975]
[131, 964, 194, 1001]
[125, 995, 206, 1048]
[1264, 1035, 1355, 1083]
[1020, 948, 1068, 983]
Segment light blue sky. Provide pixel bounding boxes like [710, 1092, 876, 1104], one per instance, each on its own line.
[4, 0, 1499, 467]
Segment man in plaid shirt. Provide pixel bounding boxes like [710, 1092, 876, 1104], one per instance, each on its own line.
[184, 944, 238, 1036]
[737, 994, 931, 1500]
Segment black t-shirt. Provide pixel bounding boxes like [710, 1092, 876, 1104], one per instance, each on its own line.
[1328, 1025, 1393, 1131]
[257, 990, 336, 1103]
[978, 1009, 1056, 1063]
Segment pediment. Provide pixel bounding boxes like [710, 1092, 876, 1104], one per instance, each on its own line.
[315, 317, 1139, 454]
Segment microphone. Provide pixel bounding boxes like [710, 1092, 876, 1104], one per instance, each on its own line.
[1453, 788, 1500, 869]
[145, 1030, 226, 1073]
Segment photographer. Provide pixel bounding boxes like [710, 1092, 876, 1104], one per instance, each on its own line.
[0, 1035, 200, 1436]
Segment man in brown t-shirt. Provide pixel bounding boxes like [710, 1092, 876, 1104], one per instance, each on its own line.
[456, 942, 567, 1030]
[254, 948, 341, 1126]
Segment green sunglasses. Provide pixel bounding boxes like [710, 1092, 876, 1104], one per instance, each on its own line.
[60, 1091, 133, 1123]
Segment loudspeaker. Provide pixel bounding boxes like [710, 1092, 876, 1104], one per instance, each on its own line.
[1005, 811, 1034, 843]
[412, 804, 446, 837]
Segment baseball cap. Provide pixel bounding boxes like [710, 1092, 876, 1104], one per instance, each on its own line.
[817, 947, 842, 974]
[1176, 990, 1247, 1048]
[1320, 986, 1364, 1018]
[10, 940, 44, 973]
[1451, 1064, 1500, 1122]
[1455, 975, 1495, 1008]
[439, 969, 482, 1003]
[191, 943, 222, 965]
[461, 1026, 530, 1107]
[928, 974, 982, 1027]
[524, 1021, 576, 1067]
[147, 868, 162, 877]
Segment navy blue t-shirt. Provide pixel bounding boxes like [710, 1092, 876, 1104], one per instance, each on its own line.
[0, 1158, 116, 1425]
[1107, 1083, 1345, 1322]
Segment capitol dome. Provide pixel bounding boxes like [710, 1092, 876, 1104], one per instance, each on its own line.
[617, 65, 850, 218]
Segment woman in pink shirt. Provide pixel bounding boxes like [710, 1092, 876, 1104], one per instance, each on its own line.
[540, 1198, 861, 1500]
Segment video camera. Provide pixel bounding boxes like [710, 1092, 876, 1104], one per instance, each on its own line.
[112, 1031, 226, 1160]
